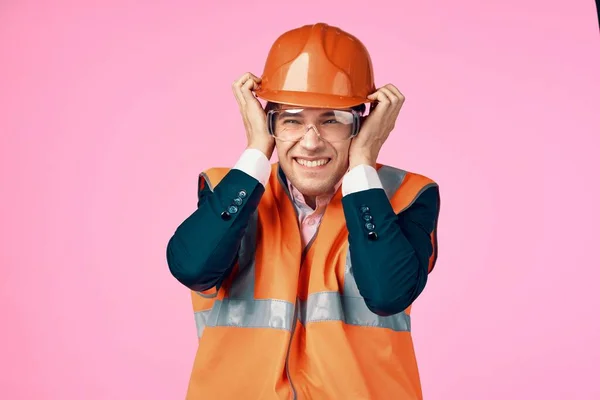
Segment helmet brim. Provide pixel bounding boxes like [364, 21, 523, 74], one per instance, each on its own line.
[255, 88, 372, 109]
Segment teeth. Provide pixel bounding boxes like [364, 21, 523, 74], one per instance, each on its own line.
[296, 159, 328, 167]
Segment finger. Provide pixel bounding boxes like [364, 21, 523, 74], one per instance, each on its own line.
[232, 74, 250, 108]
[233, 73, 261, 107]
[384, 86, 405, 112]
[246, 72, 262, 84]
[234, 72, 261, 90]
[240, 77, 262, 107]
[367, 91, 387, 106]
[367, 89, 392, 113]
[233, 72, 257, 86]
[379, 87, 399, 107]
[242, 75, 261, 91]
[232, 86, 245, 109]
[384, 84, 404, 100]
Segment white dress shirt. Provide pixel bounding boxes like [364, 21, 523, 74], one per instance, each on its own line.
[233, 149, 383, 248]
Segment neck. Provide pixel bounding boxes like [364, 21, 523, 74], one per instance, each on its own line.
[279, 166, 341, 210]
[303, 195, 317, 210]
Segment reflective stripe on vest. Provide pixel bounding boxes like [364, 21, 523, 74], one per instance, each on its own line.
[193, 165, 418, 337]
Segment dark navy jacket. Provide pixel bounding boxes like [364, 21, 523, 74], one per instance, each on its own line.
[167, 166, 440, 316]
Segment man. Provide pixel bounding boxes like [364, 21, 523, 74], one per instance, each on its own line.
[167, 22, 441, 399]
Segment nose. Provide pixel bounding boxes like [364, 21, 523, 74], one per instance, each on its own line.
[298, 126, 322, 151]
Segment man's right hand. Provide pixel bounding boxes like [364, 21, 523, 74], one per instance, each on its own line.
[232, 72, 275, 159]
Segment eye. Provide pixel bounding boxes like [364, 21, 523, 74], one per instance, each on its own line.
[282, 119, 301, 125]
[323, 119, 339, 124]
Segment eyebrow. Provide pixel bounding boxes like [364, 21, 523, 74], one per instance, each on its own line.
[319, 111, 336, 117]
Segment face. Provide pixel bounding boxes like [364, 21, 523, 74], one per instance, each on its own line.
[274, 106, 353, 197]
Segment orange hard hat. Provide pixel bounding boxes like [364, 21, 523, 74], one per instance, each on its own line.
[254, 23, 376, 109]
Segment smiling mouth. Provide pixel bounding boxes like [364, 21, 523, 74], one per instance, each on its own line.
[293, 158, 331, 168]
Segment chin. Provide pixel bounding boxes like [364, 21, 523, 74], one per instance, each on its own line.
[296, 178, 337, 196]
[297, 186, 324, 197]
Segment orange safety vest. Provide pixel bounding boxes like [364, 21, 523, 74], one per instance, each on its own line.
[186, 163, 438, 399]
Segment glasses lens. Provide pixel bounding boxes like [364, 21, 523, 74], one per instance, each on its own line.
[271, 109, 356, 142]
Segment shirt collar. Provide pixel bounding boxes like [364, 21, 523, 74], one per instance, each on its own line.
[287, 175, 342, 210]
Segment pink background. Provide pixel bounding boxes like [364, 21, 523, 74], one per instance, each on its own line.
[1, 1, 599, 399]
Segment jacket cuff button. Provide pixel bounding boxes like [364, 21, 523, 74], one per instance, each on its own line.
[367, 231, 378, 241]
[220, 211, 231, 221]
[228, 205, 239, 214]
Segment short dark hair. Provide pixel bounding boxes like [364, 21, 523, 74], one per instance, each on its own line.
[265, 101, 366, 115]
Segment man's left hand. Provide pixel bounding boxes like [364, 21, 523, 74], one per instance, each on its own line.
[348, 84, 405, 169]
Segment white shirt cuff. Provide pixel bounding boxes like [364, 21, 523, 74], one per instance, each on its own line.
[341, 164, 383, 196]
[232, 148, 271, 187]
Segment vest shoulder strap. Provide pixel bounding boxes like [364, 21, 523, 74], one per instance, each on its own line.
[377, 164, 439, 273]
[198, 167, 231, 193]
[376, 164, 437, 212]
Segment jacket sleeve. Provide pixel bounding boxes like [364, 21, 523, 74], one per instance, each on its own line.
[166, 169, 264, 291]
[341, 185, 440, 316]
